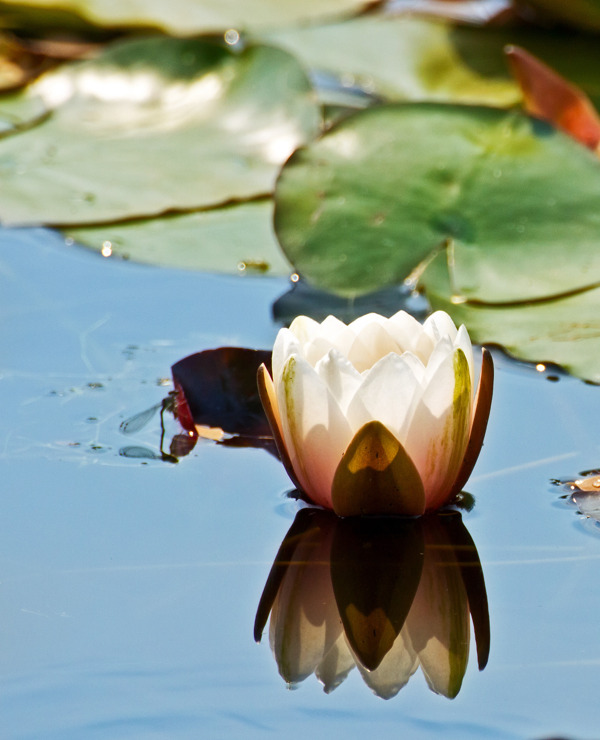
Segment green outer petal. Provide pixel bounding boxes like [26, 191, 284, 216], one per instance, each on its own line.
[331, 421, 425, 517]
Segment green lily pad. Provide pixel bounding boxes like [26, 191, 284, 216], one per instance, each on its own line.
[67, 200, 293, 276]
[274, 103, 600, 302]
[423, 250, 600, 384]
[263, 16, 600, 108]
[0, 36, 321, 226]
[0, 0, 372, 34]
[264, 16, 519, 107]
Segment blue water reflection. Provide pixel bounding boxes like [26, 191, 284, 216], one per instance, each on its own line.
[2, 228, 600, 739]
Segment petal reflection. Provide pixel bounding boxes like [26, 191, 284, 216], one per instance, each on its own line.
[255, 509, 489, 699]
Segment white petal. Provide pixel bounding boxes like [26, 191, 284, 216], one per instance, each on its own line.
[346, 352, 425, 440]
[347, 322, 402, 372]
[348, 312, 388, 334]
[423, 310, 458, 343]
[289, 315, 321, 343]
[386, 310, 425, 353]
[314, 349, 362, 414]
[412, 330, 435, 364]
[272, 328, 301, 384]
[424, 337, 454, 383]
[403, 350, 471, 508]
[277, 354, 353, 509]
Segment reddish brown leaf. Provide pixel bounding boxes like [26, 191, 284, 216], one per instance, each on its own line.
[505, 45, 600, 151]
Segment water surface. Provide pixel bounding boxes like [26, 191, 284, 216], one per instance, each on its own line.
[1, 227, 599, 739]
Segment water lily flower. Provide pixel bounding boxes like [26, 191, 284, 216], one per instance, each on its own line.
[258, 310, 493, 516]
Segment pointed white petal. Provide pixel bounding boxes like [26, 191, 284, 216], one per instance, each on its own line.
[348, 312, 388, 334]
[272, 328, 301, 384]
[424, 337, 454, 383]
[386, 310, 425, 353]
[289, 315, 321, 343]
[403, 349, 471, 509]
[423, 311, 458, 343]
[347, 322, 402, 372]
[278, 354, 353, 509]
[315, 349, 362, 413]
[346, 352, 425, 440]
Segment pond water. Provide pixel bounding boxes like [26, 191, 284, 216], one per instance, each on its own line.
[2, 226, 600, 740]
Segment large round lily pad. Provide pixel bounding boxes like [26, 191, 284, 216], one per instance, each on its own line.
[68, 200, 293, 276]
[274, 103, 600, 302]
[0, 37, 321, 226]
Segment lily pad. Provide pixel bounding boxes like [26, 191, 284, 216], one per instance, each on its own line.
[68, 200, 293, 276]
[0, 0, 372, 34]
[264, 16, 600, 108]
[264, 16, 519, 107]
[423, 251, 600, 384]
[274, 103, 600, 303]
[0, 36, 321, 226]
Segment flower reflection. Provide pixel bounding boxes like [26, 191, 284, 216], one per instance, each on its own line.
[255, 509, 489, 699]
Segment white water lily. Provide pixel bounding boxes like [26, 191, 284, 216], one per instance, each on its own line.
[258, 310, 493, 516]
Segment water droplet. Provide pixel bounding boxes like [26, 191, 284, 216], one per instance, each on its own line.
[290, 273, 300, 283]
[224, 29, 240, 45]
[101, 241, 112, 258]
[64, 237, 74, 247]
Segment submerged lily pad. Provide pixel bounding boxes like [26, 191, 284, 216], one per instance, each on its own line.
[0, 0, 372, 34]
[275, 103, 600, 302]
[0, 36, 321, 226]
[68, 200, 293, 276]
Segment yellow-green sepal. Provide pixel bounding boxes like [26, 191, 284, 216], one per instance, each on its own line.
[331, 420, 426, 517]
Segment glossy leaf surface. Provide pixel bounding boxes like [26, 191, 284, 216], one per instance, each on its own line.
[69, 201, 293, 276]
[0, 37, 320, 226]
[275, 103, 600, 302]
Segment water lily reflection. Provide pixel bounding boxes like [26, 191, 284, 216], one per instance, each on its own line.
[255, 509, 489, 699]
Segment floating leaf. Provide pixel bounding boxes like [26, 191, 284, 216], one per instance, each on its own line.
[424, 260, 600, 384]
[275, 103, 600, 303]
[264, 16, 519, 107]
[68, 200, 293, 276]
[0, 0, 373, 35]
[171, 347, 272, 439]
[264, 16, 600, 109]
[505, 45, 600, 151]
[0, 36, 320, 226]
